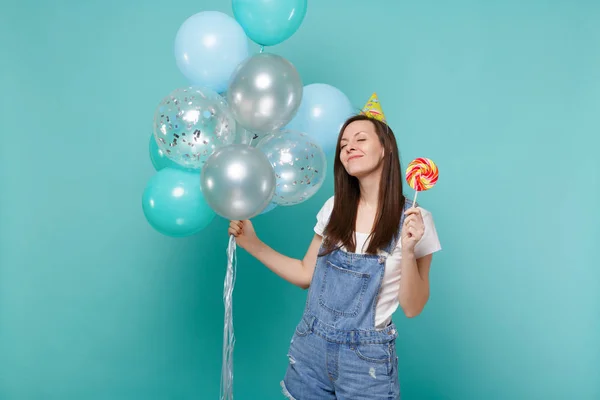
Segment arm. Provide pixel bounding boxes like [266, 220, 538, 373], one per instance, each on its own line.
[229, 220, 321, 289]
[245, 233, 322, 289]
[398, 207, 438, 318]
[398, 252, 432, 318]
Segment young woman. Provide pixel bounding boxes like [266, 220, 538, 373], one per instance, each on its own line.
[228, 110, 441, 399]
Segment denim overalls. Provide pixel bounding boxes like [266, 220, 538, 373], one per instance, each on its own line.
[281, 199, 413, 400]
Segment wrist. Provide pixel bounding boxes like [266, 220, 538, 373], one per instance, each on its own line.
[401, 248, 416, 259]
[247, 238, 265, 255]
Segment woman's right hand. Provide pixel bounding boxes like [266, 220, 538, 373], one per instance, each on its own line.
[228, 220, 259, 250]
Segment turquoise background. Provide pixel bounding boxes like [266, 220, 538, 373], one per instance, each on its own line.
[1, 0, 598, 399]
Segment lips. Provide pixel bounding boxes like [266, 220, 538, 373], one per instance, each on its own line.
[347, 155, 363, 161]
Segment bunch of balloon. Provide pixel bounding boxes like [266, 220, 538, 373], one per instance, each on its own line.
[139, 2, 342, 399]
[143, 7, 251, 238]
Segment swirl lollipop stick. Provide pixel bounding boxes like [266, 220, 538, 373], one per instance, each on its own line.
[406, 158, 439, 207]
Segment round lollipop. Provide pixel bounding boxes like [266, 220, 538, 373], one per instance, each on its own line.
[406, 157, 438, 206]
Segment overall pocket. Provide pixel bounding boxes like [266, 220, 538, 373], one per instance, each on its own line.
[352, 341, 396, 378]
[354, 342, 393, 364]
[318, 260, 370, 316]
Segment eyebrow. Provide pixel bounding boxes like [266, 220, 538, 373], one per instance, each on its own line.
[340, 131, 367, 142]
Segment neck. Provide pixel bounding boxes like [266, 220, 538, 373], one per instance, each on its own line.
[358, 170, 382, 209]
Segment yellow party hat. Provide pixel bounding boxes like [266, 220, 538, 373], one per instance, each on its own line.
[360, 92, 386, 123]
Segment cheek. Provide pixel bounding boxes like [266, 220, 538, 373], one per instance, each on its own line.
[371, 145, 384, 160]
[366, 146, 381, 160]
[339, 155, 349, 168]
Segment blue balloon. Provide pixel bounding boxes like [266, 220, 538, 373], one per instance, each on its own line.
[284, 83, 355, 155]
[174, 11, 249, 93]
[232, 0, 307, 47]
[148, 133, 184, 171]
[142, 168, 216, 237]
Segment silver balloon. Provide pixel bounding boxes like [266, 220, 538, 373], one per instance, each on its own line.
[227, 53, 303, 132]
[200, 144, 276, 220]
[153, 86, 236, 169]
[257, 130, 327, 206]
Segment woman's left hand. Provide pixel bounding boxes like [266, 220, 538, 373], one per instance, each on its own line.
[401, 207, 425, 254]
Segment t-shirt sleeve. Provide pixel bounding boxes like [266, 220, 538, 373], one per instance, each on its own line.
[314, 196, 334, 236]
[414, 208, 442, 259]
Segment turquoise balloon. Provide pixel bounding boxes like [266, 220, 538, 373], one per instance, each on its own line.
[232, 0, 307, 46]
[148, 133, 184, 171]
[142, 168, 216, 237]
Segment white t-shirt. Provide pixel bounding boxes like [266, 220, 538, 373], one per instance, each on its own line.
[313, 196, 442, 328]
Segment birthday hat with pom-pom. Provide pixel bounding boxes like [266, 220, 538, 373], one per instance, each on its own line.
[360, 92, 386, 123]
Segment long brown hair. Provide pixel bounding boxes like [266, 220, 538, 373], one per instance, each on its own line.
[320, 114, 406, 255]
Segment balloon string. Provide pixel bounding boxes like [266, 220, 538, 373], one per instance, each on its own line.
[220, 234, 237, 400]
[259, 45, 265, 53]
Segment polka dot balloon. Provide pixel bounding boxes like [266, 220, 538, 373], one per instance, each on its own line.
[152, 86, 236, 169]
[257, 130, 327, 206]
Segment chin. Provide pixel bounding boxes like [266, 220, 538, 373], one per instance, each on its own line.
[344, 166, 370, 178]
